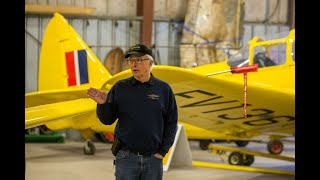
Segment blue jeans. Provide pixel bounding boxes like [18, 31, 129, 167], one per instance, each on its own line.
[115, 150, 163, 180]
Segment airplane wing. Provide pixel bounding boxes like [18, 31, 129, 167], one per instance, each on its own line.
[26, 98, 95, 129]
[102, 62, 295, 140]
[26, 88, 88, 108]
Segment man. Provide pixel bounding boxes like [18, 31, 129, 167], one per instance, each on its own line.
[87, 44, 178, 180]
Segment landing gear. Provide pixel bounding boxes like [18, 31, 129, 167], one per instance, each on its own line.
[83, 139, 96, 155]
[228, 152, 243, 165]
[228, 152, 254, 166]
[243, 154, 254, 166]
[267, 140, 283, 154]
[199, 140, 212, 150]
[234, 140, 249, 147]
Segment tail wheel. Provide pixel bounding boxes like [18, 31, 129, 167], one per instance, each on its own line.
[228, 152, 243, 165]
[234, 140, 249, 147]
[199, 140, 211, 150]
[83, 139, 96, 155]
[267, 140, 283, 154]
[242, 154, 254, 166]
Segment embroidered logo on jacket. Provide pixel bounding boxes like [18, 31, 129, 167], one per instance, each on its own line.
[147, 94, 160, 100]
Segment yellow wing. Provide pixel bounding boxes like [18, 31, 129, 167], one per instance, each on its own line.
[102, 61, 294, 140]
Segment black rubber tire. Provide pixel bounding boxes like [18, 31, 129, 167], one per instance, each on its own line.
[228, 152, 243, 165]
[267, 140, 283, 154]
[199, 140, 211, 150]
[235, 140, 249, 147]
[83, 140, 96, 155]
[242, 154, 254, 166]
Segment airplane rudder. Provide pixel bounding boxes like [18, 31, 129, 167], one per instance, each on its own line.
[38, 13, 112, 91]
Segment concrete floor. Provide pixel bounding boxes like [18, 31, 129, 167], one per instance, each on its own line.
[25, 139, 295, 180]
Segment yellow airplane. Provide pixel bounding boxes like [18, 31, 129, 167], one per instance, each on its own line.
[25, 13, 295, 165]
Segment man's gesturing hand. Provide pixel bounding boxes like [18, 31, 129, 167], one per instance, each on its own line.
[87, 87, 107, 104]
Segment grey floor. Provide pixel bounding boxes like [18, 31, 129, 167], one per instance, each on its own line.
[25, 139, 295, 180]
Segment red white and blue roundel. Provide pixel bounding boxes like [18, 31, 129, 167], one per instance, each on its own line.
[65, 50, 89, 86]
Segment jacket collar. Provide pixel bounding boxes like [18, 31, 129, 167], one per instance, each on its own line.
[130, 73, 154, 86]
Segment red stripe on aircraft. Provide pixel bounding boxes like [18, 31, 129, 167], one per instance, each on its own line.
[65, 51, 77, 86]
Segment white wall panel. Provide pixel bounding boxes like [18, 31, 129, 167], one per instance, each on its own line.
[107, 0, 136, 17]
[48, 0, 58, 6]
[253, 24, 266, 37]
[155, 22, 169, 65]
[128, 20, 141, 47]
[243, 24, 252, 47]
[154, 0, 167, 17]
[87, 0, 107, 16]
[70, 19, 85, 40]
[269, 0, 288, 24]
[166, 0, 187, 19]
[86, 19, 98, 57]
[38, 0, 48, 5]
[57, 0, 73, 6]
[26, 0, 37, 4]
[74, 0, 85, 7]
[279, 25, 290, 33]
[40, 18, 51, 44]
[114, 21, 128, 47]
[99, 20, 113, 63]
[244, 0, 267, 22]
[25, 17, 40, 93]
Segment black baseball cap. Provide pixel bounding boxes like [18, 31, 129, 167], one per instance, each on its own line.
[124, 44, 153, 58]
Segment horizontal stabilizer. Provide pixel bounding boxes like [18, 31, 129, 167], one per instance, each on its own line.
[25, 98, 96, 129]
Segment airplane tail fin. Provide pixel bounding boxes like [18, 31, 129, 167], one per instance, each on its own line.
[38, 13, 111, 91]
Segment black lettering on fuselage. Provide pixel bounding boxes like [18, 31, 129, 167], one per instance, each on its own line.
[176, 90, 238, 108]
[243, 116, 295, 126]
[175, 89, 295, 127]
[203, 104, 250, 113]
[175, 90, 215, 98]
[181, 96, 237, 108]
[218, 109, 274, 120]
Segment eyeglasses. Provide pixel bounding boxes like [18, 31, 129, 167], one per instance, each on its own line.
[127, 58, 150, 64]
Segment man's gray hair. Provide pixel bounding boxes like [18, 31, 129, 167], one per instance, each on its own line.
[145, 54, 154, 70]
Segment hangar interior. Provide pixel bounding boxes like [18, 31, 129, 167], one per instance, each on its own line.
[25, 0, 294, 139]
[25, 0, 295, 179]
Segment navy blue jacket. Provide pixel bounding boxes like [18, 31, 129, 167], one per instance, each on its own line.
[96, 74, 178, 157]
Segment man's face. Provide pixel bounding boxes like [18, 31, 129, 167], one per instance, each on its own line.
[127, 55, 152, 78]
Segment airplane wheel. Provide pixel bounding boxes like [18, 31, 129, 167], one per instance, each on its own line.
[214, 139, 226, 143]
[199, 140, 211, 150]
[83, 139, 96, 155]
[243, 154, 254, 166]
[228, 152, 243, 165]
[267, 140, 283, 154]
[39, 125, 53, 135]
[235, 140, 249, 147]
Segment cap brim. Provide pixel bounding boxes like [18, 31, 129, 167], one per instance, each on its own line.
[124, 51, 145, 58]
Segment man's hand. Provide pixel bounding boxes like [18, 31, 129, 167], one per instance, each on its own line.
[153, 153, 163, 160]
[87, 87, 107, 104]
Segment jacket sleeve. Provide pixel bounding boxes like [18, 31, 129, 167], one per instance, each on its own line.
[159, 86, 178, 157]
[96, 84, 118, 125]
